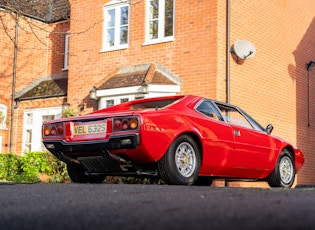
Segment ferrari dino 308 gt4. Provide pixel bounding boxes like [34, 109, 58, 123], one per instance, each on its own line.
[42, 95, 304, 187]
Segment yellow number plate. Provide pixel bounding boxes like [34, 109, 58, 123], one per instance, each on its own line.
[73, 123, 107, 135]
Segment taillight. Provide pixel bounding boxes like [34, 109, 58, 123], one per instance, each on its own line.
[113, 117, 139, 132]
[43, 122, 65, 137]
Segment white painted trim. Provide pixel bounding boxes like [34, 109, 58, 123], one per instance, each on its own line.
[102, 2, 130, 51]
[147, 84, 180, 93]
[0, 104, 7, 130]
[96, 86, 143, 97]
[96, 84, 180, 98]
[22, 107, 62, 153]
[145, 0, 175, 43]
[63, 31, 70, 70]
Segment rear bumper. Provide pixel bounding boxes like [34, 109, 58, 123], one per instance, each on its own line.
[43, 134, 140, 153]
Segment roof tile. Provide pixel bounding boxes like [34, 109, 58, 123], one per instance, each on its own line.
[18, 78, 67, 100]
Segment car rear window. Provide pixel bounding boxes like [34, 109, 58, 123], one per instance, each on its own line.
[130, 99, 179, 110]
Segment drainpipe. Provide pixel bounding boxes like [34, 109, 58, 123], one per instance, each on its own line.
[9, 12, 19, 153]
[225, 0, 230, 187]
[226, 0, 230, 104]
[306, 61, 315, 127]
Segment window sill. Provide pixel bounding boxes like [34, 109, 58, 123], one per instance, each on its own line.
[100, 45, 128, 53]
[142, 37, 175, 46]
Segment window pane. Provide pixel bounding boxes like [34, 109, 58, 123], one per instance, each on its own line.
[120, 98, 129, 103]
[107, 9, 115, 27]
[105, 9, 116, 47]
[42, 115, 55, 121]
[150, 0, 159, 19]
[218, 105, 253, 129]
[104, 4, 129, 49]
[197, 102, 223, 121]
[121, 6, 129, 25]
[106, 100, 114, 107]
[120, 26, 128, 45]
[149, 21, 159, 39]
[164, 0, 174, 37]
[25, 130, 32, 153]
[0, 106, 6, 129]
[26, 113, 33, 125]
[107, 28, 115, 46]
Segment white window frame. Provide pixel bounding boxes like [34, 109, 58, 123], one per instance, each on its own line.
[63, 31, 70, 70]
[101, 0, 130, 52]
[0, 104, 7, 130]
[22, 107, 62, 153]
[144, 0, 175, 45]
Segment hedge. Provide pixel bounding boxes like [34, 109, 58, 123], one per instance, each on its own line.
[0, 152, 70, 183]
[0, 152, 164, 184]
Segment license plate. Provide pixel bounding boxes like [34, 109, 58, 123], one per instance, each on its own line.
[73, 123, 107, 135]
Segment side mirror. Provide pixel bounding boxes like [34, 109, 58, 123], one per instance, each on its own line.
[266, 124, 273, 134]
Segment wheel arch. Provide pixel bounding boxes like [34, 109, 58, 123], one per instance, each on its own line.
[282, 145, 295, 160]
[176, 131, 203, 160]
[270, 145, 295, 173]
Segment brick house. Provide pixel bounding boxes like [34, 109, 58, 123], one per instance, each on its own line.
[2, 0, 315, 185]
[0, 0, 70, 153]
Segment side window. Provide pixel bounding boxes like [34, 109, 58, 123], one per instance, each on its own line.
[0, 105, 7, 129]
[196, 101, 223, 121]
[145, 0, 175, 44]
[216, 104, 253, 129]
[102, 1, 130, 51]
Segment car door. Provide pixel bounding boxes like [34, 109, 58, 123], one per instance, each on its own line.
[215, 103, 277, 177]
[195, 100, 236, 176]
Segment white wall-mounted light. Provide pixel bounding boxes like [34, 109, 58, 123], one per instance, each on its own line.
[141, 82, 149, 94]
[62, 102, 70, 111]
[90, 87, 97, 100]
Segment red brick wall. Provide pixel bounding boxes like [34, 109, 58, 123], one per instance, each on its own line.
[67, 0, 219, 110]
[219, 0, 315, 185]
[67, 0, 315, 185]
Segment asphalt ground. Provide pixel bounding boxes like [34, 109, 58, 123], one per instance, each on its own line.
[0, 183, 314, 230]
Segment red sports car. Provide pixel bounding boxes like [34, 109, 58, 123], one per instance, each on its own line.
[42, 95, 304, 187]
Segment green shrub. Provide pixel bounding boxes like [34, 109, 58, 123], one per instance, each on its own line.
[0, 152, 162, 184]
[0, 153, 22, 182]
[0, 152, 70, 183]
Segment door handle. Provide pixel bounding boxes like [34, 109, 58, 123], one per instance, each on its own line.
[234, 130, 241, 136]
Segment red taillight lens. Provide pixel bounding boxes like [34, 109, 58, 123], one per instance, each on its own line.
[113, 117, 139, 132]
[50, 127, 57, 135]
[43, 123, 64, 137]
[57, 125, 64, 134]
[122, 119, 129, 130]
[114, 120, 122, 130]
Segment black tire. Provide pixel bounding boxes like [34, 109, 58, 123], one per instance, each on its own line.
[67, 163, 106, 183]
[193, 176, 213, 186]
[158, 135, 201, 185]
[267, 149, 296, 188]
